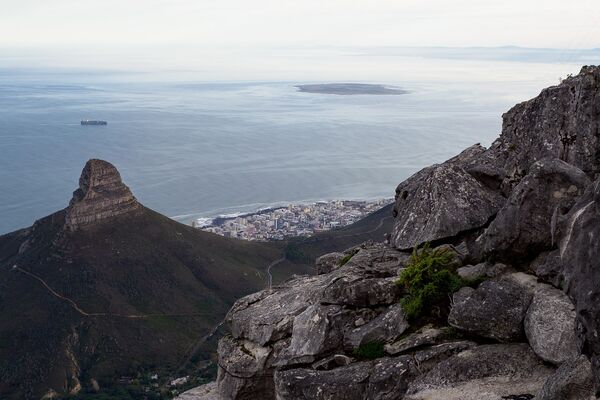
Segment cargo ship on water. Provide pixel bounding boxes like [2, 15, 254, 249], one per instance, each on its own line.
[81, 120, 107, 125]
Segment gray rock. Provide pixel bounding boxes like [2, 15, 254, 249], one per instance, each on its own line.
[460, 144, 507, 192]
[448, 274, 536, 341]
[322, 276, 402, 307]
[366, 357, 423, 400]
[228, 243, 408, 347]
[227, 273, 332, 345]
[524, 284, 579, 364]
[538, 355, 595, 400]
[287, 304, 346, 358]
[344, 303, 409, 350]
[384, 325, 452, 355]
[456, 262, 510, 281]
[274, 360, 373, 400]
[175, 382, 219, 400]
[315, 252, 345, 275]
[340, 243, 410, 276]
[486, 66, 600, 189]
[412, 341, 477, 368]
[274, 356, 418, 400]
[530, 250, 565, 288]
[560, 178, 600, 390]
[405, 343, 555, 400]
[392, 159, 505, 250]
[476, 157, 589, 260]
[216, 336, 274, 400]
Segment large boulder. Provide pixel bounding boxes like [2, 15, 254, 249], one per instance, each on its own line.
[216, 336, 274, 400]
[274, 342, 475, 400]
[286, 304, 348, 359]
[476, 158, 589, 261]
[344, 303, 409, 350]
[274, 357, 414, 400]
[538, 355, 595, 400]
[448, 273, 537, 341]
[226, 277, 321, 346]
[524, 284, 579, 365]
[405, 344, 555, 400]
[456, 262, 510, 281]
[392, 149, 504, 249]
[216, 242, 411, 399]
[560, 178, 600, 391]
[384, 325, 453, 356]
[320, 244, 406, 307]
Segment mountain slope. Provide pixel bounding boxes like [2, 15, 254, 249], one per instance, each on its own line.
[0, 160, 285, 399]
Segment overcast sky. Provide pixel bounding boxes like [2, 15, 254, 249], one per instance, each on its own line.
[3, 0, 600, 48]
[1, 0, 599, 80]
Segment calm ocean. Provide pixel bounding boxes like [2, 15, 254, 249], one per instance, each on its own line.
[0, 59, 585, 233]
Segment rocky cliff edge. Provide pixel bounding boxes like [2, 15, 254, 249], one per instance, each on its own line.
[179, 66, 600, 400]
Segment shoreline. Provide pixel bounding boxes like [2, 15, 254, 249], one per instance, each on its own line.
[191, 198, 394, 241]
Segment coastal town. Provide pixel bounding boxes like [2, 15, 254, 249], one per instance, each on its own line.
[192, 199, 393, 241]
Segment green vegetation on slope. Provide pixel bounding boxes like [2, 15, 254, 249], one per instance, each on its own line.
[395, 243, 463, 321]
[352, 341, 386, 360]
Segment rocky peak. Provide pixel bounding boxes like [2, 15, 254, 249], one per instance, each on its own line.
[64, 159, 141, 230]
[494, 65, 600, 186]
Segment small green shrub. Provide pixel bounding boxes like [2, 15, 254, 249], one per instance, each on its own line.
[396, 243, 464, 320]
[339, 249, 359, 266]
[353, 341, 385, 360]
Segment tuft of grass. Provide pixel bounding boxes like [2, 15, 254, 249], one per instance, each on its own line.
[353, 341, 385, 360]
[395, 243, 464, 321]
[339, 248, 359, 266]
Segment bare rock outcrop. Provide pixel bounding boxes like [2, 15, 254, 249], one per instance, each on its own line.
[315, 252, 345, 274]
[181, 67, 600, 399]
[405, 344, 555, 400]
[274, 358, 411, 400]
[475, 157, 589, 261]
[524, 284, 579, 365]
[487, 65, 600, 188]
[392, 153, 504, 249]
[448, 273, 537, 342]
[215, 243, 408, 399]
[538, 355, 595, 400]
[560, 178, 600, 391]
[64, 159, 141, 230]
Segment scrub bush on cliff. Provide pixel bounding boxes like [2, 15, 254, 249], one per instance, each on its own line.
[395, 243, 464, 320]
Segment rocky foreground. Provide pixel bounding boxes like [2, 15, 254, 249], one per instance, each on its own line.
[180, 66, 600, 399]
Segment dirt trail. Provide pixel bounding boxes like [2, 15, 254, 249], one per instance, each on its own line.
[266, 256, 287, 291]
[13, 265, 209, 319]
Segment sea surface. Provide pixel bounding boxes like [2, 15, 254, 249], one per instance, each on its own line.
[0, 58, 587, 234]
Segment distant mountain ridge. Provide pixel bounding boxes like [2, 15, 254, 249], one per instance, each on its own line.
[0, 160, 289, 399]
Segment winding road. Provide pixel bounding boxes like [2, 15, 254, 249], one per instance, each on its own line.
[265, 215, 392, 290]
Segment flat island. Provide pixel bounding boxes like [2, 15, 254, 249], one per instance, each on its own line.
[296, 83, 406, 95]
